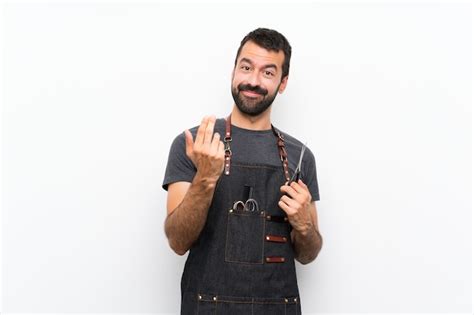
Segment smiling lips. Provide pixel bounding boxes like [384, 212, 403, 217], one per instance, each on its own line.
[241, 90, 263, 97]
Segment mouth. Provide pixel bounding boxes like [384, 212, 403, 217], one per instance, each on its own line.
[240, 90, 263, 98]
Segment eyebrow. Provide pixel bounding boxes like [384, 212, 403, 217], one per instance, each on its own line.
[239, 57, 278, 71]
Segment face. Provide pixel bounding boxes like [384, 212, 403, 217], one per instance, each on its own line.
[231, 41, 288, 116]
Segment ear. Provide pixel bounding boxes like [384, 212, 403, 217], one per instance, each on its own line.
[278, 75, 289, 93]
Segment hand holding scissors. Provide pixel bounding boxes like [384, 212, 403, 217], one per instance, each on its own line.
[280, 142, 313, 232]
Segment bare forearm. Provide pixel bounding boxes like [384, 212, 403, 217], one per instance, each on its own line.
[164, 172, 217, 255]
[291, 225, 323, 264]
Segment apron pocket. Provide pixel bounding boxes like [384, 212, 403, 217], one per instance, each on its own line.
[197, 294, 298, 315]
[199, 294, 253, 314]
[253, 297, 300, 315]
[225, 209, 265, 264]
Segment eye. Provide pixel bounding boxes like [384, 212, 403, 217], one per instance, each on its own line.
[264, 70, 275, 77]
[240, 65, 251, 71]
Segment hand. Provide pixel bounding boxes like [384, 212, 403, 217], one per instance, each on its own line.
[184, 115, 225, 183]
[279, 179, 314, 233]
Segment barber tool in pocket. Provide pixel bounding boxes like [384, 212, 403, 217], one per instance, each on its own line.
[231, 185, 260, 212]
[232, 198, 259, 212]
[287, 142, 307, 185]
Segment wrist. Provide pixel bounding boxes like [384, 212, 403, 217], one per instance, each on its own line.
[295, 222, 316, 237]
[193, 170, 219, 189]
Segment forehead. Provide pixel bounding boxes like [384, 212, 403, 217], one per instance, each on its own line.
[236, 40, 285, 70]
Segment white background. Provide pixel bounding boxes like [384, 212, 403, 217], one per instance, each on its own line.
[1, 1, 472, 314]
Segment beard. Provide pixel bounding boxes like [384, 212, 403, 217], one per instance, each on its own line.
[231, 82, 280, 116]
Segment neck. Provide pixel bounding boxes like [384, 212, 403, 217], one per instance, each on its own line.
[230, 105, 272, 130]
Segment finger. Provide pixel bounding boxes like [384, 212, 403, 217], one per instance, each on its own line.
[290, 181, 312, 204]
[184, 129, 194, 157]
[203, 115, 216, 145]
[210, 132, 221, 156]
[195, 116, 209, 146]
[217, 140, 225, 156]
[290, 181, 306, 194]
[281, 194, 300, 210]
[298, 179, 308, 188]
[298, 180, 312, 200]
[280, 185, 298, 199]
[278, 199, 293, 215]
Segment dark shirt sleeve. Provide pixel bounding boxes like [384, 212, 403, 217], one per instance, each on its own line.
[162, 132, 197, 191]
[302, 148, 320, 201]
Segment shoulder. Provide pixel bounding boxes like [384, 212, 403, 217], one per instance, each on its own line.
[277, 129, 304, 149]
[276, 128, 316, 157]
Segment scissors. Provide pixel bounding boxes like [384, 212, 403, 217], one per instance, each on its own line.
[232, 198, 259, 212]
[287, 142, 307, 185]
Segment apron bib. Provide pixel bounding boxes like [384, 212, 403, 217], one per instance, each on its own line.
[180, 116, 302, 315]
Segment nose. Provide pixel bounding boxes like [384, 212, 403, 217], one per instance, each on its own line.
[247, 70, 262, 87]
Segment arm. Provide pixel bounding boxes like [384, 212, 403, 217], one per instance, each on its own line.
[164, 175, 217, 255]
[279, 180, 323, 264]
[290, 201, 323, 264]
[164, 116, 224, 255]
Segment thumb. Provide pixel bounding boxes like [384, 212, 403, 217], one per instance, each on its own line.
[298, 179, 308, 188]
[184, 129, 194, 157]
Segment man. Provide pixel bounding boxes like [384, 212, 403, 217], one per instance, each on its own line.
[162, 28, 322, 314]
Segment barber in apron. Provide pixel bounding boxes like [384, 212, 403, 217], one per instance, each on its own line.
[163, 28, 323, 315]
[180, 115, 302, 315]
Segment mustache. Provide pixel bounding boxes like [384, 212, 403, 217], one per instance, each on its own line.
[238, 83, 268, 96]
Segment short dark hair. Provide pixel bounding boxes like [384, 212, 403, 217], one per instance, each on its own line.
[234, 28, 292, 81]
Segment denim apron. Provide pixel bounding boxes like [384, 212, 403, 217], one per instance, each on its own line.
[180, 116, 301, 314]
